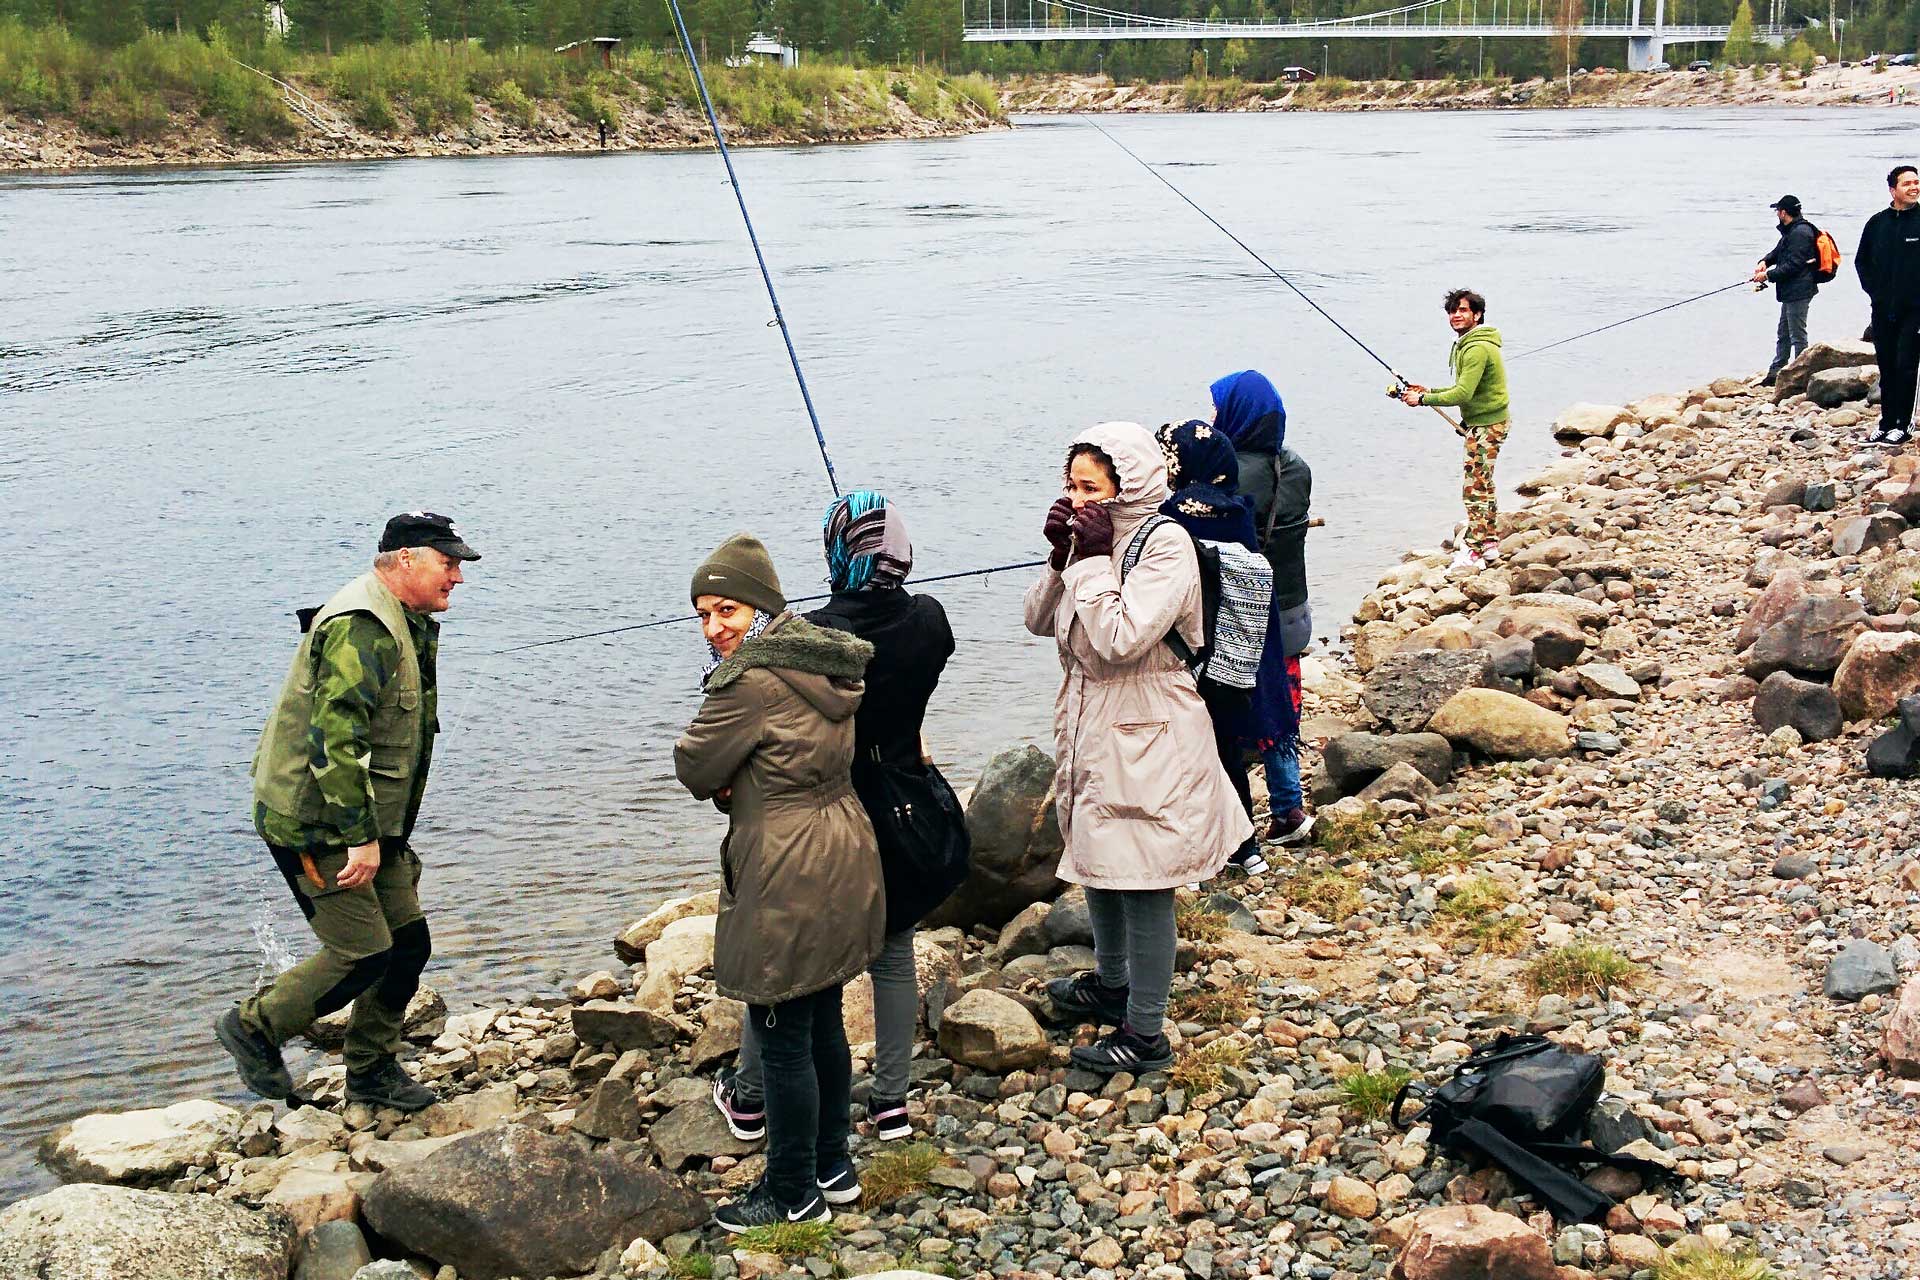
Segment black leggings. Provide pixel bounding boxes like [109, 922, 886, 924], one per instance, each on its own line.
[750, 984, 851, 1207]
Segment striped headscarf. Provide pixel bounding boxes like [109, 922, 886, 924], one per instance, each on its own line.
[822, 490, 913, 593]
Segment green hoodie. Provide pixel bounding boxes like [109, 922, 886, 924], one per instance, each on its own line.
[1420, 325, 1509, 429]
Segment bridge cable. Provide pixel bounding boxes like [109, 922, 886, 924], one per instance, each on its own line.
[492, 559, 1047, 655]
[663, 0, 840, 495]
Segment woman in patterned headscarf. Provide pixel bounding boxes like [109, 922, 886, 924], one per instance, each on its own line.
[714, 491, 958, 1153]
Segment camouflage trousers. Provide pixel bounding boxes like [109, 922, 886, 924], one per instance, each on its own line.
[1461, 419, 1510, 547]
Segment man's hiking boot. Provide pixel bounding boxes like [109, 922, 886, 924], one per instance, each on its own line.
[214, 1008, 295, 1101]
[1267, 808, 1315, 846]
[345, 1058, 439, 1112]
[712, 1067, 766, 1141]
[1046, 971, 1129, 1027]
[1070, 1024, 1174, 1075]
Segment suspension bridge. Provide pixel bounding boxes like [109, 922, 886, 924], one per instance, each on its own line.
[962, 0, 1798, 70]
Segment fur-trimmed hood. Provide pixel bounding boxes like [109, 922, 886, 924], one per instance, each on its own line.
[704, 612, 873, 721]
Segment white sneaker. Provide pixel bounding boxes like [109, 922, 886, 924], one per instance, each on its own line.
[1478, 541, 1504, 565]
[1449, 546, 1484, 571]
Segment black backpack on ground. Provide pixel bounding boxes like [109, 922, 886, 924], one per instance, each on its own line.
[1392, 1033, 1666, 1224]
[1866, 695, 1920, 779]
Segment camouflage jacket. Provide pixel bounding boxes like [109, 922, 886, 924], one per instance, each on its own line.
[255, 609, 439, 854]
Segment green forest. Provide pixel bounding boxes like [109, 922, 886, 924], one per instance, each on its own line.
[2, 0, 1917, 83]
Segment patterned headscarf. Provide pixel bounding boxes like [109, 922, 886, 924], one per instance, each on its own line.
[1156, 420, 1256, 548]
[823, 490, 913, 593]
[701, 605, 772, 686]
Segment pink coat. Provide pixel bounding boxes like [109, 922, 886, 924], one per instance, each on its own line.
[1023, 422, 1254, 891]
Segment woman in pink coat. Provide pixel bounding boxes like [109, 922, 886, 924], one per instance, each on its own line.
[1023, 422, 1255, 1074]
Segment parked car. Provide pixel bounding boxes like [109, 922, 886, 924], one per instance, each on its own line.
[1862, 53, 1884, 66]
[1648, 60, 1673, 72]
[1281, 66, 1317, 82]
[1891, 52, 1918, 66]
[1688, 59, 1713, 70]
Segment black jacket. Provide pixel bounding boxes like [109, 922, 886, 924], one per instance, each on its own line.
[1763, 217, 1821, 304]
[806, 588, 954, 769]
[1857, 204, 1920, 313]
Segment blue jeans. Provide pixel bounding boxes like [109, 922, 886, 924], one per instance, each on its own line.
[1264, 747, 1303, 813]
[1771, 298, 1810, 375]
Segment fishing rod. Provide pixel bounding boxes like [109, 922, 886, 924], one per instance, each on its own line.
[492, 558, 1048, 655]
[1509, 280, 1753, 361]
[663, 0, 840, 495]
[1075, 115, 1463, 434]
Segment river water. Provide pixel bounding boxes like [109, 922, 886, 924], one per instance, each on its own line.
[0, 107, 1908, 1202]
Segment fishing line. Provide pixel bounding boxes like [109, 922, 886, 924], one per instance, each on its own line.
[663, 0, 840, 495]
[1509, 280, 1753, 361]
[491, 559, 1047, 655]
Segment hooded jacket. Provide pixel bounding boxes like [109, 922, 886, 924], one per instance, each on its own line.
[674, 612, 885, 1005]
[1421, 325, 1510, 428]
[1023, 423, 1255, 890]
[1762, 215, 1821, 304]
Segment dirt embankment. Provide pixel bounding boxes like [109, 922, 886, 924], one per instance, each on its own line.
[1002, 62, 1920, 113]
[0, 81, 1003, 174]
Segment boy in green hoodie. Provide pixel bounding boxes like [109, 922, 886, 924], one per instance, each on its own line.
[1400, 288, 1510, 569]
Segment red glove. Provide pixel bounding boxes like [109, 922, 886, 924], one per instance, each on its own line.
[1043, 497, 1075, 570]
[1068, 502, 1115, 564]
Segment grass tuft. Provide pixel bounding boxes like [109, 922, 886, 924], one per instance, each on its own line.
[1169, 978, 1256, 1026]
[1168, 1037, 1246, 1092]
[860, 1142, 942, 1209]
[1431, 875, 1526, 952]
[669, 1254, 715, 1280]
[1285, 870, 1363, 921]
[1400, 821, 1487, 873]
[1653, 1244, 1779, 1280]
[1311, 803, 1386, 856]
[1175, 899, 1231, 943]
[730, 1219, 837, 1257]
[1339, 1067, 1415, 1121]
[1523, 943, 1644, 998]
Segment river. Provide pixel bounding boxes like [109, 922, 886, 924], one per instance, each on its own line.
[0, 106, 1907, 1202]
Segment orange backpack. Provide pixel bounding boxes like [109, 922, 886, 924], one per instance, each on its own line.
[1811, 225, 1842, 282]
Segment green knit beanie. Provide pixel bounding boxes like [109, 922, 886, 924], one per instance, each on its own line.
[691, 533, 786, 614]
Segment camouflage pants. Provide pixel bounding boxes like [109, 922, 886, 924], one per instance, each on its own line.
[1462, 420, 1510, 547]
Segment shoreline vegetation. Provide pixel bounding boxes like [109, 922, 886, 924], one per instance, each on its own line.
[3, 24, 1917, 173]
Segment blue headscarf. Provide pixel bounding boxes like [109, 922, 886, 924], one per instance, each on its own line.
[1209, 370, 1286, 454]
[1156, 420, 1257, 550]
[822, 490, 913, 593]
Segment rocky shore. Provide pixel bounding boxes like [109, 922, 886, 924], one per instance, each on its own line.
[1002, 63, 1920, 114]
[6, 353, 1920, 1280]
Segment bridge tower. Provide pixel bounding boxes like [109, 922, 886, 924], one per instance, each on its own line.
[1626, 0, 1668, 70]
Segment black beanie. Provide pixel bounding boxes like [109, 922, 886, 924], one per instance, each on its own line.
[690, 533, 786, 614]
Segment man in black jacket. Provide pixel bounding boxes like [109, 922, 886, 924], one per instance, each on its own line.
[1857, 164, 1920, 446]
[1752, 195, 1820, 387]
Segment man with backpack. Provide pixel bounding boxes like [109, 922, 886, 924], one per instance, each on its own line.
[1752, 195, 1825, 387]
[1857, 165, 1920, 447]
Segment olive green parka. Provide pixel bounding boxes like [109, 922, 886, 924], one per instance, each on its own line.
[674, 612, 885, 1007]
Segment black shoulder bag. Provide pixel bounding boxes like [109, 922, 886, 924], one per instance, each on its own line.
[849, 750, 971, 935]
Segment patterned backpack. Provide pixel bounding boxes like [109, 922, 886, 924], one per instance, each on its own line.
[1120, 515, 1273, 691]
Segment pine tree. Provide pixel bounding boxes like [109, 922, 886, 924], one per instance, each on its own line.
[1724, 0, 1756, 66]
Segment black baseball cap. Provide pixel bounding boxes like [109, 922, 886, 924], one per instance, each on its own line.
[379, 511, 481, 561]
[1770, 194, 1802, 213]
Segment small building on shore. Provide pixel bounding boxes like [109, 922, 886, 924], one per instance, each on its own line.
[730, 34, 799, 68]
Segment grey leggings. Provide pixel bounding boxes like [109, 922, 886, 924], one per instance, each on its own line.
[738, 928, 918, 1102]
[1085, 887, 1177, 1038]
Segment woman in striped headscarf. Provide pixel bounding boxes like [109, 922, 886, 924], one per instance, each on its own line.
[716, 491, 958, 1150]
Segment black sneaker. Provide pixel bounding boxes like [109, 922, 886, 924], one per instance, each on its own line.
[214, 1008, 295, 1101]
[1069, 1024, 1174, 1075]
[1045, 971, 1129, 1026]
[868, 1096, 911, 1142]
[345, 1058, 439, 1112]
[1881, 425, 1914, 447]
[712, 1068, 766, 1141]
[1223, 838, 1270, 877]
[713, 1181, 831, 1232]
[816, 1162, 862, 1205]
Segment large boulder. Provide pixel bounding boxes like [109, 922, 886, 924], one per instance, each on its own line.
[307, 985, 446, 1051]
[648, 1100, 759, 1170]
[1495, 606, 1587, 670]
[1388, 1205, 1564, 1280]
[1806, 365, 1879, 408]
[1426, 689, 1571, 760]
[1753, 671, 1844, 742]
[0, 1184, 296, 1280]
[1736, 570, 1817, 652]
[924, 746, 1063, 931]
[1776, 339, 1877, 399]
[361, 1124, 705, 1280]
[1362, 649, 1496, 733]
[571, 1000, 685, 1051]
[615, 890, 721, 965]
[1550, 403, 1632, 441]
[635, 915, 717, 1013]
[39, 1100, 241, 1186]
[1884, 977, 1920, 1079]
[295, 1219, 371, 1280]
[1744, 595, 1867, 680]
[1833, 631, 1920, 721]
[936, 989, 1050, 1072]
[1830, 512, 1908, 558]
[1860, 551, 1920, 615]
[1322, 733, 1454, 795]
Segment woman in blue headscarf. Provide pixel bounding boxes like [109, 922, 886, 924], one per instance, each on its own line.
[715, 491, 958, 1154]
[1211, 371, 1315, 847]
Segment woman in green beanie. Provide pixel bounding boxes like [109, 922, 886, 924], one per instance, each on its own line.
[674, 533, 886, 1232]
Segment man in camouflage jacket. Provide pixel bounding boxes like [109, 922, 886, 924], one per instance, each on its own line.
[215, 512, 479, 1111]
